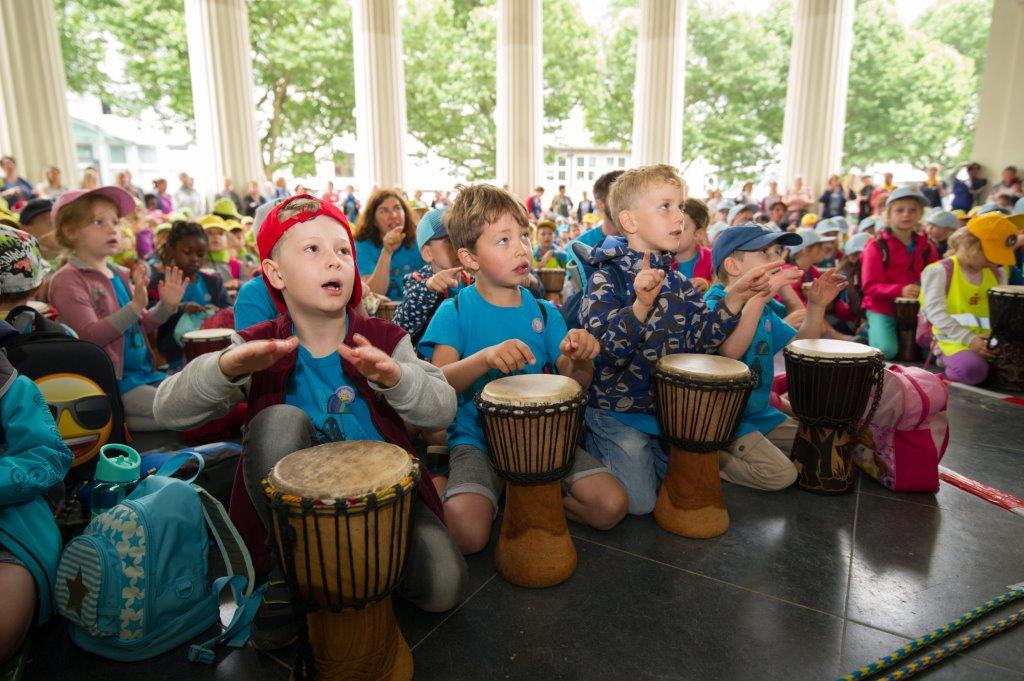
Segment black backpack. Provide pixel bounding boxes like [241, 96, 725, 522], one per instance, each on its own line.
[3, 306, 128, 486]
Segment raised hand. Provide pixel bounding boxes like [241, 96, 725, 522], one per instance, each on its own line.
[158, 265, 188, 309]
[901, 283, 921, 298]
[807, 271, 847, 307]
[768, 267, 803, 296]
[783, 307, 807, 328]
[382, 226, 405, 253]
[633, 251, 666, 318]
[560, 328, 600, 361]
[218, 337, 298, 381]
[727, 259, 785, 302]
[338, 334, 403, 388]
[129, 263, 150, 313]
[483, 339, 536, 374]
[426, 266, 464, 294]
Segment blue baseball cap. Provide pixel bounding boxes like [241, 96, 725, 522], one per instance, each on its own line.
[925, 210, 959, 230]
[726, 202, 758, 225]
[712, 225, 802, 273]
[885, 185, 928, 208]
[977, 202, 1009, 216]
[844, 231, 872, 256]
[416, 208, 448, 251]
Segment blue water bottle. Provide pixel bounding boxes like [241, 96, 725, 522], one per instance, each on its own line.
[90, 444, 142, 518]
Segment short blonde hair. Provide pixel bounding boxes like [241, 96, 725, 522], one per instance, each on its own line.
[276, 197, 321, 222]
[447, 184, 529, 251]
[608, 164, 687, 221]
[54, 195, 118, 250]
[947, 227, 984, 261]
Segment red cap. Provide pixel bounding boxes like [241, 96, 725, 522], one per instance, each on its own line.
[256, 194, 362, 313]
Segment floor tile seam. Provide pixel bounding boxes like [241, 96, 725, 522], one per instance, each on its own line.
[568, 532, 845, 620]
[410, 572, 499, 652]
[857, 486, 1024, 522]
[837, 488, 861, 673]
[249, 642, 294, 672]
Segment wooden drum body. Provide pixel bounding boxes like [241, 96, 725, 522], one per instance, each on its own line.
[181, 328, 233, 363]
[894, 297, 921, 362]
[265, 442, 418, 681]
[652, 355, 754, 539]
[987, 286, 1024, 392]
[374, 301, 399, 323]
[476, 374, 586, 587]
[784, 340, 883, 494]
[538, 268, 565, 304]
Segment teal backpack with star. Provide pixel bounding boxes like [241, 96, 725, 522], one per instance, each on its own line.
[54, 452, 264, 662]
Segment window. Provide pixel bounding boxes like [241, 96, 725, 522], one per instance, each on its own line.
[545, 170, 555, 180]
[576, 157, 584, 167]
[589, 172, 595, 180]
[618, 157, 626, 167]
[589, 156, 596, 167]
[109, 144, 127, 164]
[557, 156, 566, 167]
[558, 171, 566, 181]
[606, 156, 614, 166]
[76, 143, 94, 163]
[576, 170, 584, 180]
[138, 145, 158, 164]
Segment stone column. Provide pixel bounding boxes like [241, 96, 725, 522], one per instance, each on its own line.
[630, 0, 687, 167]
[780, 0, 854, 194]
[0, 0, 78, 187]
[972, 0, 1024, 181]
[184, 0, 264, 197]
[352, 0, 407, 191]
[496, 0, 542, 200]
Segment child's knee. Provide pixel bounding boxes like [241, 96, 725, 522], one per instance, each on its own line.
[443, 494, 494, 555]
[0, 565, 35, 663]
[568, 473, 628, 530]
[945, 351, 989, 385]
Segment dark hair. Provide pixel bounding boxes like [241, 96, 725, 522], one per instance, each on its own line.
[683, 198, 710, 231]
[593, 169, 626, 203]
[159, 220, 206, 264]
[353, 189, 417, 249]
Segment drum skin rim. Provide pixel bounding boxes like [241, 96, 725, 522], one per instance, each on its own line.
[182, 328, 235, 340]
[652, 367, 755, 390]
[263, 454, 420, 513]
[785, 339, 882, 360]
[478, 374, 584, 407]
[989, 286, 1024, 297]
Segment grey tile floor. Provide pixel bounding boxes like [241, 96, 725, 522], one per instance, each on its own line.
[23, 384, 1024, 680]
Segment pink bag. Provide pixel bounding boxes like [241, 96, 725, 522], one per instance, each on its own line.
[852, 365, 949, 492]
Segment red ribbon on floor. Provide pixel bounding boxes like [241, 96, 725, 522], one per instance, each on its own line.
[939, 466, 1024, 518]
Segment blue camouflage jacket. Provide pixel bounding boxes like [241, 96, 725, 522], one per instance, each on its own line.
[579, 240, 740, 415]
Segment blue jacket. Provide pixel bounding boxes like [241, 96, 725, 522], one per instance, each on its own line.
[0, 323, 73, 623]
[578, 240, 739, 415]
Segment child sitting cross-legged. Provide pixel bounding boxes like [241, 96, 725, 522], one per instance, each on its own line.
[419, 184, 628, 555]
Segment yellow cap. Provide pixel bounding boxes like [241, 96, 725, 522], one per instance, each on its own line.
[198, 214, 229, 232]
[800, 213, 818, 226]
[966, 212, 1024, 266]
[582, 213, 599, 225]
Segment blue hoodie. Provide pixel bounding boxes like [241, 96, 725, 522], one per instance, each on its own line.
[578, 239, 739, 423]
[0, 322, 73, 623]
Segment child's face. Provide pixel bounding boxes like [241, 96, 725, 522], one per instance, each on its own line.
[422, 237, 458, 270]
[770, 204, 785, 223]
[536, 227, 555, 248]
[206, 227, 229, 251]
[925, 224, 953, 244]
[723, 244, 783, 279]
[621, 181, 686, 253]
[820, 240, 836, 259]
[70, 200, 121, 259]
[731, 210, 753, 226]
[887, 199, 922, 233]
[677, 214, 698, 253]
[171, 234, 207, 278]
[264, 215, 356, 315]
[804, 243, 825, 265]
[459, 213, 532, 288]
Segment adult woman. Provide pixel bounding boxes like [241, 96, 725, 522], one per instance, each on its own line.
[819, 174, 846, 219]
[782, 175, 814, 214]
[354, 188, 423, 301]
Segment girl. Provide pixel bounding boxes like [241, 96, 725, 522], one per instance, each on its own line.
[199, 214, 242, 294]
[920, 216, 1019, 385]
[819, 174, 846, 219]
[354, 189, 423, 301]
[149, 221, 232, 367]
[861, 187, 939, 359]
[47, 187, 187, 431]
[835, 231, 871, 322]
[785, 228, 857, 338]
[673, 198, 713, 292]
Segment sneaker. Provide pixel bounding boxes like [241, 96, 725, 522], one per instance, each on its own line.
[250, 577, 297, 651]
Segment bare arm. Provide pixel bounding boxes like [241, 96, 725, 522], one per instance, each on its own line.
[717, 295, 767, 360]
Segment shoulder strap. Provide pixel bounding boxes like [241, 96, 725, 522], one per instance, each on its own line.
[188, 575, 265, 663]
[196, 487, 256, 597]
[941, 257, 955, 294]
[875, 231, 890, 267]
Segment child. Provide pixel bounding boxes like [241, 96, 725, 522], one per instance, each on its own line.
[578, 165, 779, 515]
[727, 202, 757, 226]
[0, 226, 68, 333]
[707, 226, 846, 490]
[149, 221, 233, 367]
[861, 187, 939, 359]
[199, 214, 243, 294]
[835, 231, 872, 321]
[815, 219, 842, 267]
[673, 197, 713, 292]
[0, 321, 73, 666]
[920, 214, 1020, 385]
[785, 228, 858, 338]
[48, 187, 188, 431]
[533, 219, 568, 269]
[153, 194, 467, 649]
[418, 185, 628, 554]
[924, 210, 959, 258]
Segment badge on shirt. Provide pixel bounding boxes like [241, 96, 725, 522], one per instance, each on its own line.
[327, 385, 356, 414]
[532, 317, 544, 334]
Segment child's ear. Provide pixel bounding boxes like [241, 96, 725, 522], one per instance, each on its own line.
[617, 209, 636, 235]
[262, 258, 285, 291]
[457, 247, 479, 271]
[420, 244, 434, 264]
[722, 255, 742, 279]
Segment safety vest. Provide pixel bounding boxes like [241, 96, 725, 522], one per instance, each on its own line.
[935, 256, 997, 356]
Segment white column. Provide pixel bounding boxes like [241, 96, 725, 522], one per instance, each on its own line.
[630, 0, 687, 167]
[780, 0, 854, 194]
[972, 0, 1024, 180]
[496, 0, 542, 200]
[352, 0, 407, 191]
[0, 0, 77, 186]
[184, 0, 263, 197]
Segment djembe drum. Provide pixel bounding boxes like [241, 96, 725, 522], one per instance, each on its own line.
[784, 340, 884, 494]
[475, 374, 586, 587]
[987, 285, 1024, 391]
[264, 442, 418, 681]
[181, 328, 234, 363]
[538, 268, 566, 305]
[894, 297, 921, 362]
[652, 355, 754, 539]
[374, 301, 399, 322]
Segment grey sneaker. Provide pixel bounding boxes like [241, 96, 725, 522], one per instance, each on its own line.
[250, 577, 297, 651]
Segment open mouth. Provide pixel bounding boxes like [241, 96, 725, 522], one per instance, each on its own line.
[322, 279, 343, 294]
[513, 263, 530, 275]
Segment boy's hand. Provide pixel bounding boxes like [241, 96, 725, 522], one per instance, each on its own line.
[426, 266, 463, 294]
[484, 339, 536, 374]
[806, 271, 847, 307]
[219, 337, 298, 381]
[783, 307, 807, 327]
[632, 251, 665, 319]
[338, 333, 403, 388]
[539, 249, 555, 266]
[768, 267, 803, 296]
[560, 328, 599, 361]
[129, 263, 151, 313]
[901, 283, 920, 298]
[382, 225, 405, 254]
[182, 302, 205, 314]
[968, 335, 996, 358]
[158, 265, 188, 309]
[722, 259, 784, 311]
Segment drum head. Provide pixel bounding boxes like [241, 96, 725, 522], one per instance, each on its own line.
[269, 441, 414, 501]
[182, 328, 234, 341]
[786, 339, 881, 360]
[990, 285, 1024, 297]
[656, 354, 750, 382]
[25, 300, 51, 314]
[894, 297, 919, 304]
[479, 374, 582, 407]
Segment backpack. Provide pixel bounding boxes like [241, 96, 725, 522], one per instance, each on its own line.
[55, 452, 262, 663]
[561, 252, 630, 330]
[3, 305, 127, 486]
[140, 441, 243, 507]
[914, 258, 1001, 352]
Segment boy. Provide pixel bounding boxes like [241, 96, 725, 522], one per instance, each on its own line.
[533, 219, 568, 269]
[706, 226, 846, 490]
[578, 165, 781, 515]
[153, 195, 467, 649]
[419, 185, 628, 554]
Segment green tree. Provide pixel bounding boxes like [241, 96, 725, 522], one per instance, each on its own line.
[915, 0, 992, 79]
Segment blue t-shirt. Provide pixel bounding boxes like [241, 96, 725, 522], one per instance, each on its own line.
[418, 285, 565, 454]
[355, 241, 425, 301]
[182, 274, 211, 306]
[234, 277, 278, 331]
[284, 342, 384, 445]
[676, 253, 698, 279]
[705, 283, 794, 439]
[110, 273, 165, 394]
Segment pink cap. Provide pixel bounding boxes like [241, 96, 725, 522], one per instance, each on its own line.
[50, 186, 136, 224]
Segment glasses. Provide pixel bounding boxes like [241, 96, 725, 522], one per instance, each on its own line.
[48, 395, 112, 430]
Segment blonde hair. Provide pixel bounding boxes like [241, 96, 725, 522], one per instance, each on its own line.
[276, 197, 321, 222]
[608, 164, 688, 221]
[54, 195, 118, 250]
[947, 227, 985, 261]
[447, 184, 529, 251]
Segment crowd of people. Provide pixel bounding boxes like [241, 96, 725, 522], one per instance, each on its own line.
[1, 151, 1022, 667]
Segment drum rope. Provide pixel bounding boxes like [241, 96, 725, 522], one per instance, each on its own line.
[788, 355, 884, 431]
[837, 582, 1024, 681]
[652, 372, 754, 452]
